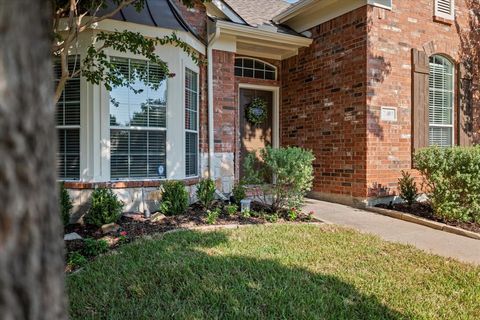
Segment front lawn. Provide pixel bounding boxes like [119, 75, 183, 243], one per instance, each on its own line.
[67, 224, 480, 319]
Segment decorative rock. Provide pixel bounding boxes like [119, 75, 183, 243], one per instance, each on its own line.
[150, 212, 166, 222]
[101, 223, 120, 234]
[64, 232, 83, 241]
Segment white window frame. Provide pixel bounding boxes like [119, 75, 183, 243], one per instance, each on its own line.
[184, 67, 200, 178]
[55, 55, 81, 181]
[435, 0, 455, 20]
[428, 54, 455, 147]
[234, 57, 277, 81]
[108, 57, 168, 180]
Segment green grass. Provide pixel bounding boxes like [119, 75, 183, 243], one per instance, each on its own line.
[67, 224, 480, 319]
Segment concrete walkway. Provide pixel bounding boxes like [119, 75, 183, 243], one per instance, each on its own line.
[304, 199, 480, 265]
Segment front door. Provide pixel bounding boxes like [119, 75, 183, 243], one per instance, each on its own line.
[239, 88, 273, 178]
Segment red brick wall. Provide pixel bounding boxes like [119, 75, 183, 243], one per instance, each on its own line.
[174, 0, 207, 41]
[366, 0, 479, 198]
[281, 7, 369, 201]
[212, 50, 236, 153]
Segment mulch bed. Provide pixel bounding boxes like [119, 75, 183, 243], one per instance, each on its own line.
[64, 201, 315, 273]
[375, 202, 480, 234]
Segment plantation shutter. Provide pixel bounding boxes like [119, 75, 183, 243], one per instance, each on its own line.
[458, 62, 473, 146]
[435, 0, 455, 20]
[411, 48, 429, 154]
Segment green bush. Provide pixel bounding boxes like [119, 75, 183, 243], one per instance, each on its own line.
[67, 251, 87, 269]
[85, 188, 123, 227]
[398, 170, 418, 206]
[205, 208, 221, 225]
[414, 146, 480, 222]
[160, 181, 189, 215]
[196, 178, 216, 208]
[232, 182, 246, 204]
[60, 183, 73, 226]
[225, 204, 238, 216]
[244, 146, 315, 211]
[82, 238, 109, 257]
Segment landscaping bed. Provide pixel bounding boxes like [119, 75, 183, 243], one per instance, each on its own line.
[375, 202, 480, 234]
[64, 201, 315, 273]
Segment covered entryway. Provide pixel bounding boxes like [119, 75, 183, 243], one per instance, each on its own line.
[238, 86, 278, 178]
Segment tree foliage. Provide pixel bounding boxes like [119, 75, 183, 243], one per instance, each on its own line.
[51, 0, 206, 102]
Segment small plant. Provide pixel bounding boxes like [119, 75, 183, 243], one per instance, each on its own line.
[196, 178, 216, 208]
[82, 238, 109, 257]
[160, 181, 189, 215]
[398, 170, 418, 206]
[242, 209, 252, 218]
[287, 208, 298, 221]
[307, 211, 315, 221]
[85, 188, 123, 227]
[206, 208, 221, 225]
[265, 213, 279, 223]
[232, 182, 246, 204]
[60, 182, 73, 226]
[118, 231, 128, 245]
[225, 204, 238, 216]
[67, 251, 87, 269]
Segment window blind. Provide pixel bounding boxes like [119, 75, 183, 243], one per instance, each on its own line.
[185, 68, 199, 177]
[428, 55, 454, 147]
[110, 57, 167, 179]
[55, 56, 81, 180]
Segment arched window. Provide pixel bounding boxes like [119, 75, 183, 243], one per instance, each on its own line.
[428, 55, 454, 147]
[234, 57, 277, 80]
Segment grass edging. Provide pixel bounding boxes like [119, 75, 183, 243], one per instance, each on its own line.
[366, 206, 480, 240]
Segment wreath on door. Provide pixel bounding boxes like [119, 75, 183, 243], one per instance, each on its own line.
[246, 97, 267, 126]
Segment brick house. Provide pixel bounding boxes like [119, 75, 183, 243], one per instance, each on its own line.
[59, 0, 479, 216]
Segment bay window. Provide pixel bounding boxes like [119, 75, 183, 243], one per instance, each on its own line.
[109, 57, 167, 179]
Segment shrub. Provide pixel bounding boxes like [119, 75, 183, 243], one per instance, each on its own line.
[287, 208, 298, 221]
[225, 204, 238, 216]
[60, 183, 73, 226]
[67, 251, 87, 269]
[414, 146, 480, 222]
[196, 178, 216, 208]
[85, 188, 123, 227]
[82, 238, 109, 257]
[160, 181, 189, 215]
[231, 182, 246, 204]
[398, 170, 418, 206]
[243, 146, 315, 211]
[205, 208, 221, 225]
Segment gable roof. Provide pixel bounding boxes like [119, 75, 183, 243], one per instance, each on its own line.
[223, 0, 292, 27]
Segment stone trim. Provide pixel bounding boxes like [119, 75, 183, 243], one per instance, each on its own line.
[433, 15, 454, 26]
[64, 178, 200, 190]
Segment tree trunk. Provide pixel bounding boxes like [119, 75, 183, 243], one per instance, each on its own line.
[0, 1, 67, 319]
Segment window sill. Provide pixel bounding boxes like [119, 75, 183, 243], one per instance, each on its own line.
[64, 177, 200, 189]
[433, 15, 453, 25]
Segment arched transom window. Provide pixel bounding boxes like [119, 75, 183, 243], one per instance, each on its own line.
[428, 55, 454, 147]
[234, 57, 277, 80]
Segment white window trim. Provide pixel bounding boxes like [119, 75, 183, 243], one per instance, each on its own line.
[429, 55, 455, 147]
[435, 0, 455, 20]
[184, 67, 200, 178]
[234, 57, 278, 81]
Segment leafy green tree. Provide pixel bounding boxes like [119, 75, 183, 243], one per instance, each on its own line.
[51, 0, 206, 103]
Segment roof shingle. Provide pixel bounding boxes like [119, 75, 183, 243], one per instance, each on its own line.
[224, 0, 292, 27]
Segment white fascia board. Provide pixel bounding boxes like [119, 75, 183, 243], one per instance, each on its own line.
[94, 19, 206, 55]
[211, 0, 246, 24]
[216, 20, 312, 48]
